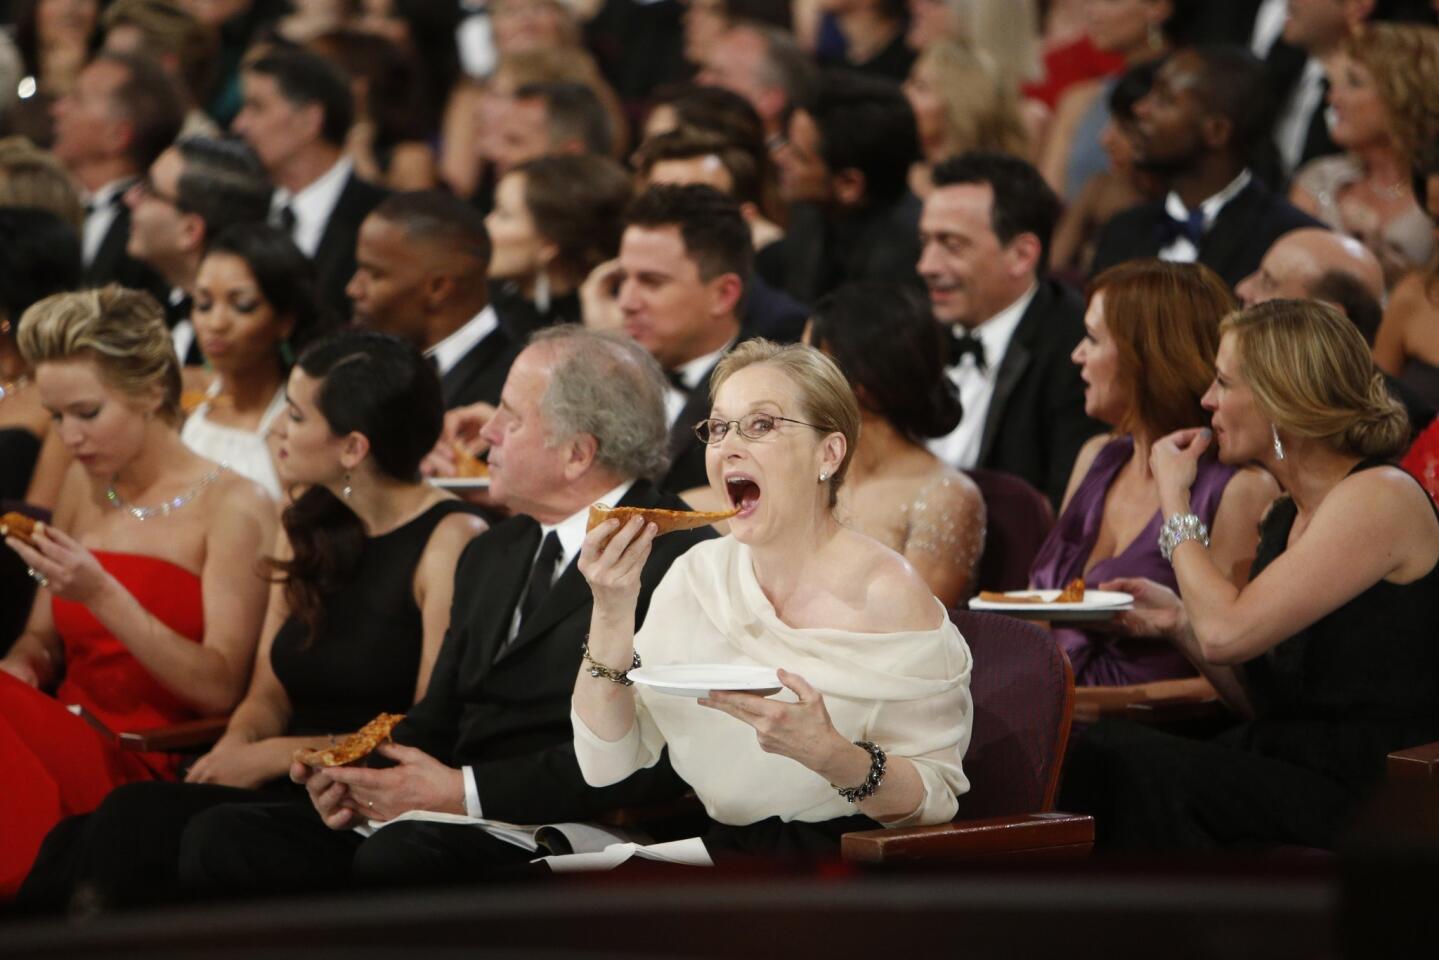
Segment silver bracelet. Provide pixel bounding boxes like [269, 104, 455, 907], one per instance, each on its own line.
[1158, 512, 1209, 563]
[835, 740, 887, 804]
[581, 638, 640, 686]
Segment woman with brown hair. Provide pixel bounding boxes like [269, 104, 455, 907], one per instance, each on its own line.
[1290, 23, 1439, 288]
[1030, 260, 1277, 686]
[1066, 298, 1439, 850]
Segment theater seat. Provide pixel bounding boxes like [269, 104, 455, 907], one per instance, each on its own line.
[965, 469, 1055, 593]
[841, 609, 1094, 862]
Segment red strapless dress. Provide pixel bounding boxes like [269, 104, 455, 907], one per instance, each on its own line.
[1403, 419, 1439, 507]
[0, 552, 204, 898]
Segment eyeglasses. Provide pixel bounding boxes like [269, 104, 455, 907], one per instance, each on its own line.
[693, 412, 828, 444]
[131, 174, 183, 208]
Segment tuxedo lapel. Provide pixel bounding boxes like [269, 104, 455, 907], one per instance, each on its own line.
[1197, 182, 1263, 283]
[495, 560, 589, 664]
[441, 327, 512, 408]
[979, 340, 1030, 466]
[472, 520, 543, 670]
[86, 206, 130, 284]
[667, 364, 716, 459]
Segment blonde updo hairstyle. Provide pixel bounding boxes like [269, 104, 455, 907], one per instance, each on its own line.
[1220, 299, 1408, 460]
[17, 285, 182, 425]
[708, 339, 861, 508]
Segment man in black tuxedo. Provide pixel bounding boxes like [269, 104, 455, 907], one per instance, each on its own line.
[232, 48, 387, 323]
[1090, 46, 1326, 289]
[349, 191, 522, 410]
[615, 184, 750, 495]
[178, 327, 709, 893]
[123, 136, 272, 366]
[50, 51, 182, 301]
[772, 70, 923, 304]
[920, 152, 1105, 508]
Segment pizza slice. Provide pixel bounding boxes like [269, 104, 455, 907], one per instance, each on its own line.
[450, 441, 490, 479]
[587, 503, 738, 544]
[294, 712, 405, 768]
[977, 578, 1088, 605]
[0, 512, 40, 547]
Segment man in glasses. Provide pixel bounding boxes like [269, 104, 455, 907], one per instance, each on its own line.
[124, 136, 272, 364]
[613, 183, 752, 494]
[49, 50, 183, 302]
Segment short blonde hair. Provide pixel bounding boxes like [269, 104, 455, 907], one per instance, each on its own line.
[1344, 22, 1439, 164]
[913, 41, 1029, 159]
[0, 136, 85, 230]
[709, 340, 861, 507]
[1221, 299, 1408, 459]
[18, 286, 182, 424]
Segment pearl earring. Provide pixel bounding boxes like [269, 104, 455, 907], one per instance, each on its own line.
[342, 471, 353, 498]
[818, 472, 829, 483]
[1271, 424, 1285, 461]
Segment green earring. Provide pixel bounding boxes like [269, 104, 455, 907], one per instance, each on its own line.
[279, 339, 295, 367]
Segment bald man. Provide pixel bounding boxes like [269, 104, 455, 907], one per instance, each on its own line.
[1240, 227, 1433, 434]
[1236, 227, 1385, 308]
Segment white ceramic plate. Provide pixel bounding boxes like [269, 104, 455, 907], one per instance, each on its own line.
[968, 589, 1133, 621]
[628, 664, 783, 698]
[428, 476, 490, 490]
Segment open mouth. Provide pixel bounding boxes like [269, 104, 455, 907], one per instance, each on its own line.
[725, 474, 761, 519]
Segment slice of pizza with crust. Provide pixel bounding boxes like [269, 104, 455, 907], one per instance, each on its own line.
[0, 512, 40, 547]
[450, 441, 490, 479]
[978, 578, 1087, 605]
[294, 712, 405, 767]
[587, 503, 738, 544]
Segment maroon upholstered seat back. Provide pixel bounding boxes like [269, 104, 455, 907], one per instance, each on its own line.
[966, 468, 1055, 593]
[951, 609, 1074, 819]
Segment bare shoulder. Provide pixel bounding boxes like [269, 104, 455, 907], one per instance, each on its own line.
[211, 471, 276, 524]
[1387, 271, 1429, 321]
[1219, 466, 1281, 517]
[1327, 465, 1435, 530]
[839, 530, 943, 632]
[430, 509, 489, 551]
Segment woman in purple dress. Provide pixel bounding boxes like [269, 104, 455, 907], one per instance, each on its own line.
[1029, 260, 1278, 686]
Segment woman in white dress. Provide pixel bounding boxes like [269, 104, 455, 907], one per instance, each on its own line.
[573, 340, 972, 858]
[181, 224, 331, 500]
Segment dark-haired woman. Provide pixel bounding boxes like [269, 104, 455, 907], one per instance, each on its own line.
[485, 153, 633, 335]
[182, 224, 331, 500]
[1031, 261, 1277, 686]
[1065, 299, 1439, 850]
[19, 330, 486, 911]
[804, 283, 985, 607]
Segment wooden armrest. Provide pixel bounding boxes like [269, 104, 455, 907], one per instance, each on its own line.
[1073, 676, 1225, 725]
[1387, 741, 1439, 781]
[840, 812, 1094, 863]
[118, 716, 229, 752]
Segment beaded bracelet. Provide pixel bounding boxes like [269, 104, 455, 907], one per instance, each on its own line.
[836, 740, 887, 803]
[581, 639, 641, 686]
[1158, 512, 1210, 563]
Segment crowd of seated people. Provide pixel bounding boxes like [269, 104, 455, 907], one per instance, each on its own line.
[3, 0, 1439, 922]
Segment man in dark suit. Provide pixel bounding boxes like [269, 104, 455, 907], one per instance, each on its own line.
[920, 152, 1105, 508]
[349, 191, 522, 410]
[232, 48, 387, 323]
[615, 185, 750, 495]
[50, 50, 182, 301]
[122, 136, 272, 365]
[1090, 46, 1326, 289]
[179, 327, 709, 893]
[772, 70, 924, 304]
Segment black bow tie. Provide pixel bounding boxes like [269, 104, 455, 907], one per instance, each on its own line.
[1156, 208, 1207, 248]
[946, 328, 987, 370]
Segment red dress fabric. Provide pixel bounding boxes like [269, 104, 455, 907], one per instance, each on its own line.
[0, 552, 204, 897]
[1023, 37, 1126, 109]
[1403, 419, 1439, 507]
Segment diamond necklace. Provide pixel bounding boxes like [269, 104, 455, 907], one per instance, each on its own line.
[105, 466, 225, 521]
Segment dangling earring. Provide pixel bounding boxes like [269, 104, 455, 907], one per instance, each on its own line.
[279, 339, 295, 368]
[1148, 21, 1163, 50]
[1271, 424, 1285, 461]
[342, 471, 353, 498]
[534, 267, 551, 315]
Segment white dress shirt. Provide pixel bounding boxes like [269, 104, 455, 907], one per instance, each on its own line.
[462, 479, 634, 818]
[1275, 59, 1329, 178]
[1249, 0, 1287, 57]
[663, 340, 733, 429]
[169, 287, 195, 363]
[270, 156, 353, 258]
[927, 284, 1037, 470]
[425, 305, 499, 377]
[81, 178, 133, 268]
[1157, 169, 1253, 263]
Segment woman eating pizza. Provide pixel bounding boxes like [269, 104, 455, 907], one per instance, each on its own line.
[573, 340, 973, 858]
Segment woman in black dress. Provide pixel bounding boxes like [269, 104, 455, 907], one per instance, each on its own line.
[20, 330, 487, 911]
[1068, 298, 1439, 850]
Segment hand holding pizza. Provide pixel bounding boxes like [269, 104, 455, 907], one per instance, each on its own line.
[326, 743, 467, 823]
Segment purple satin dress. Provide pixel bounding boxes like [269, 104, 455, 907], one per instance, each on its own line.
[1030, 436, 1236, 686]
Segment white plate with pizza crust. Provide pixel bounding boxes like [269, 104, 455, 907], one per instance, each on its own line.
[968, 589, 1133, 621]
[628, 664, 783, 697]
[428, 476, 490, 490]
